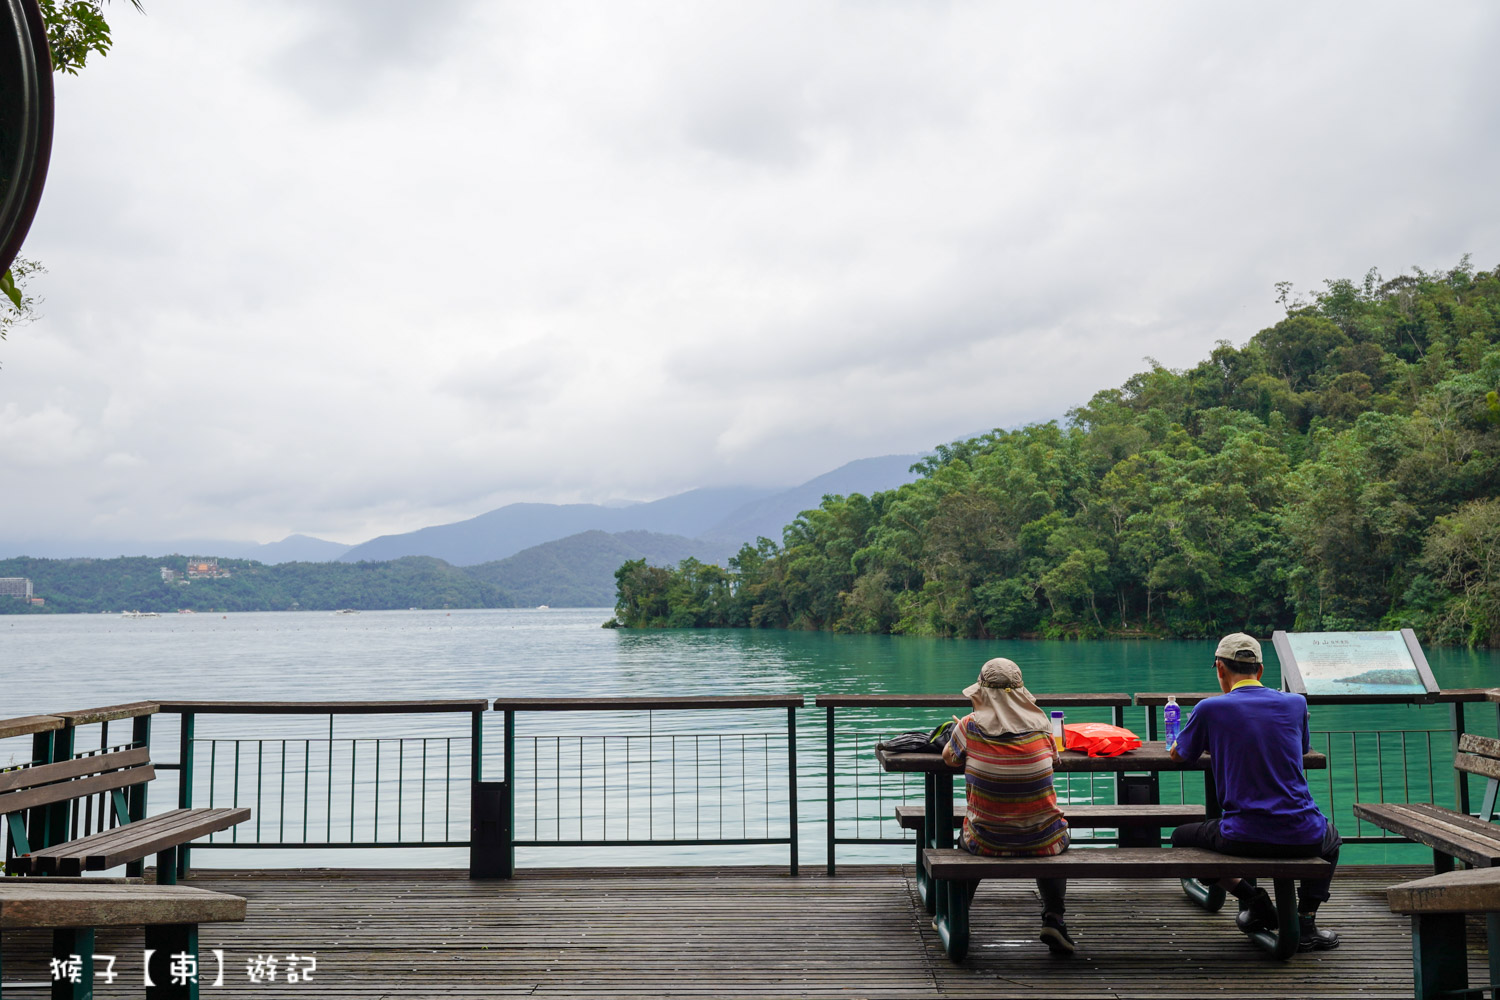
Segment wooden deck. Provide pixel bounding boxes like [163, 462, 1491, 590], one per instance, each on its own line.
[1, 864, 1486, 998]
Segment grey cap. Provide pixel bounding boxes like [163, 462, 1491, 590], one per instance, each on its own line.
[1215, 632, 1262, 664]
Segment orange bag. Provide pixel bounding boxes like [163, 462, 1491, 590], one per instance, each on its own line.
[1062, 722, 1142, 758]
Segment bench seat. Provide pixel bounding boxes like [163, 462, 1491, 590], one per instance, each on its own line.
[921, 846, 1329, 963]
[8, 807, 250, 877]
[1352, 801, 1500, 870]
[894, 802, 1206, 831]
[0, 881, 246, 1000]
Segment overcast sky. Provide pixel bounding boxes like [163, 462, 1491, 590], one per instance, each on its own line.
[3, 0, 1497, 549]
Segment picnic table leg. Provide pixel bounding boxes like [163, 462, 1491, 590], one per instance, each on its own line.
[1244, 878, 1299, 961]
[145, 923, 201, 1000]
[1432, 850, 1454, 875]
[51, 927, 94, 1000]
[1409, 912, 1468, 999]
[934, 875, 970, 963]
[917, 775, 936, 913]
[1181, 771, 1228, 912]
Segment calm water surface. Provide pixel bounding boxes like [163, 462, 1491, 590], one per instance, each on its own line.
[5, 609, 1498, 867]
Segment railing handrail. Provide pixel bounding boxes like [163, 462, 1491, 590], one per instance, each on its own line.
[156, 700, 490, 714]
[815, 693, 1131, 708]
[493, 696, 805, 711]
[51, 702, 159, 725]
[1136, 688, 1496, 706]
[0, 715, 64, 741]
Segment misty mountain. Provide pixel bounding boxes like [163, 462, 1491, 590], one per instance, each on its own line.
[697, 454, 924, 548]
[234, 534, 352, 564]
[465, 530, 732, 607]
[0, 537, 255, 560]
[338, 486, 775, 566]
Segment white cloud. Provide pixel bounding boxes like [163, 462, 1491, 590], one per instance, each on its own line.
[3, 0, 1498, 548]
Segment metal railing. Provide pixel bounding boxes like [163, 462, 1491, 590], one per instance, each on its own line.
[1135, 689, 1497, 846]
[490, 696, 804, 876]
[816, 693, 1132, 875]
[3, 686, 1497, 877]
[155, 700, 487, 876]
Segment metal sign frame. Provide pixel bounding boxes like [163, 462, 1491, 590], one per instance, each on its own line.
[1272, 628, 1439, 703]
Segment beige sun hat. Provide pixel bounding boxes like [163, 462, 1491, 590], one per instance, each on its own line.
[962, 658, 1051, 737]
[1215, 632, 1263, 665]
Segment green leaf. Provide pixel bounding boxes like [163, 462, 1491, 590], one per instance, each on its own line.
[0, 269, 21, 310]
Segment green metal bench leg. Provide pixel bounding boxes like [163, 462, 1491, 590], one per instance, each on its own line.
[1410, 912, 1468, 999]
[145, 923, 200, 1000]
[1180, 877, 1227, 912]
[917, 779, 935, 914]
[156, 846, 178, 886]
[51, 927, 94, 1000]
[934, 877, 970, 963]
[1245, 878, 1300, 961]
[1488, 913, 1500, 994]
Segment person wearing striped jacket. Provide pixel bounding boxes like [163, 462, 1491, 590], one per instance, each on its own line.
[942, 657, 1075, 955]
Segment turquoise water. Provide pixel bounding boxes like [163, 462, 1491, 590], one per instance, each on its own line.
[3, 609, 1497, 867]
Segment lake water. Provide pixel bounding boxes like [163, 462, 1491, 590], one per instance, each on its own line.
[4, 608, 1498, 868]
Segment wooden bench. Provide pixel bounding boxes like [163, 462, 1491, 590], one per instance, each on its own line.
[1, 746, 249, 884]
[1387, 866, 1500, 1000]
[922, 846, 1331, 962]
[894, 802, 1207, 881]
[0, 880, 246, 1000]
[1354, 734, 1500, 873]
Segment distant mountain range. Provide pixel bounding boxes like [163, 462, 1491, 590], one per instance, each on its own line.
[339, 453, 923, 566]
[0, 451, 929, 607]
[466, 530, 733, 607]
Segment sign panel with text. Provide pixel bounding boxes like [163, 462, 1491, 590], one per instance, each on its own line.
[1272, 628, 1437, 699]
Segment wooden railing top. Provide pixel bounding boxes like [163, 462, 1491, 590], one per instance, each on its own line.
[51, 702, 159, 726]
[1138, 689, 1488, 707]
[814, 693, 1132, 708]
[492, 696, 805, 711]
[1135, 692, 1220, 707]
[155, 700, 490, 715]
[0, 715, 64, 741]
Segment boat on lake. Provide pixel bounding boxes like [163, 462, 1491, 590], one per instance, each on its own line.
[120, 610, 160, 618]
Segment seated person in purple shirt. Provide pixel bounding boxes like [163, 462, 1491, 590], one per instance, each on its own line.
[1168, 632, 1341, 952]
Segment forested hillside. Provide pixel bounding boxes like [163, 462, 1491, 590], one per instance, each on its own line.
[614, 262, 1500, 646]
[0, 555, 512, 613]
[466, 530, 730, 607]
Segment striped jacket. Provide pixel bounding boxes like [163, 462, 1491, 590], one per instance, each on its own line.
[942, 716, 1070, 857]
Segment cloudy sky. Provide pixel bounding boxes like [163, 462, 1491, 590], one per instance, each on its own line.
[4, 0, 1497, 550]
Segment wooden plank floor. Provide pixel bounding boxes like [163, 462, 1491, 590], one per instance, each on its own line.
[0, 865, 1486, 998]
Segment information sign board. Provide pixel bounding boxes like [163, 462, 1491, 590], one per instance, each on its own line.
[1271, 628, 1437, 699]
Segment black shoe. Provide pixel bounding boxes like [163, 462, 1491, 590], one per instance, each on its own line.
[1298, 914, 1340, 951]
[1039, 913, 1076, 955]
[1234, 888, 1277, 935]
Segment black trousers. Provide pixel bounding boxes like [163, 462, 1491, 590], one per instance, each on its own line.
[1171, 818, 1342, 910]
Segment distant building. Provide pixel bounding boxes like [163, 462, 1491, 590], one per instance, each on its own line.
[185, 558, 230, 580]
[0, 577, 33, 600]
[161, 567, 180, 582]
[28, 597, 43, 606]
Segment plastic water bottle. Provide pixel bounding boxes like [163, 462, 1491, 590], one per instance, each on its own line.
[1049, 710, 1066, 751]
[1164, 696, 1181, 750]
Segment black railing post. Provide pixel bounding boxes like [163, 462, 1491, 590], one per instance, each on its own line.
[44, 723, 75, 847]
[787, 705, 799, 876]
[503, 709, 516, 878]
[125, 713, 152, 878]
[177, 712, 195, 879]
[825, 704, 836, 876]
[1452, 701, 1470, 816]
[26, 729, 53, 851]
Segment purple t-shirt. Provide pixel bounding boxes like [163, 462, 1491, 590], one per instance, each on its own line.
[1174, 683, 1327, 844]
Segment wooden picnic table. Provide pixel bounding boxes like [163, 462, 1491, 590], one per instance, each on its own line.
[877, 742, 1328, 912]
